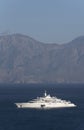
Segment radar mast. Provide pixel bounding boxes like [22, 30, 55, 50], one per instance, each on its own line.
[44, 90, 47, 97]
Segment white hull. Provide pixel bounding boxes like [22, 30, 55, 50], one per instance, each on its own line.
[15, 102, 76, 109]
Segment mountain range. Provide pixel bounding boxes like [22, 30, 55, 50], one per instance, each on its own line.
[0, 33, 84, 83]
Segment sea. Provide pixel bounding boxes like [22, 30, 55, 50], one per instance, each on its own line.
[0, 84, 84, 130]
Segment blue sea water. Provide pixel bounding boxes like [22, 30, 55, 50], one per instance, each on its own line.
[0, 84, 84, 130]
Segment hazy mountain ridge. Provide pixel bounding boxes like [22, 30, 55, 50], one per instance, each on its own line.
[0, 34, 84, 83]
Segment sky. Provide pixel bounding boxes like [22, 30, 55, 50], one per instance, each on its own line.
[0, 0, 84, 43]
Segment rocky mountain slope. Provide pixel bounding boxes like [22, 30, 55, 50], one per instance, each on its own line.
[0, 34, 84, 83]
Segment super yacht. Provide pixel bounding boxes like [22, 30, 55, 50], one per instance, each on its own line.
[15, 91, 76, 109]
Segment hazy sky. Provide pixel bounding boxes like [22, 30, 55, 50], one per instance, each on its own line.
[0, 0, 84, 43]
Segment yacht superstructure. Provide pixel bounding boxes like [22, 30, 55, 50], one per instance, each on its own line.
[15, 91, 76, 109]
